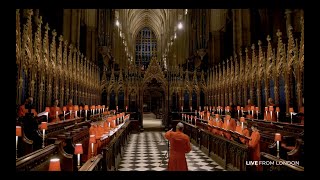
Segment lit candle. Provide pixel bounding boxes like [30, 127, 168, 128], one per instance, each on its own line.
[237, 106, 240, 118]
[240, 117, 245, 130]
[77, 154, 80, 167]
[251, 106, 254, 118]
[275, 133, 281, 158]
[289, 107, 294, 124]
[265, 107, 268, 120]
[276, 107, 280, 122]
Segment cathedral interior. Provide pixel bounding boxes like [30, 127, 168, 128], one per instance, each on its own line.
[16, 9, 304, 172]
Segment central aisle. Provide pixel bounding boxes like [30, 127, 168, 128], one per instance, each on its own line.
[118, 131, 226, 171]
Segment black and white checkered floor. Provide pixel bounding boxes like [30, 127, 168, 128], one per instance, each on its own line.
[118, 131, 226, 171]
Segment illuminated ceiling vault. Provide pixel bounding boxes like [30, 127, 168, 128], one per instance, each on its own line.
[116, 9, 184, 59]
[122, 9, 168, 41]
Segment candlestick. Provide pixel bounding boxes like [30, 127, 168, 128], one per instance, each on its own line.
[277, 141, 280, 158]
[290, 112, 293, 124]
[91, 143, 94, 157]
[16, 136, 18, 159]
[77, 154, 81, 169]
[85, 110, 87, 120]
[277, 112, 279, 122]
[265, 111, 268, 120]
[42, 129, 45, 148]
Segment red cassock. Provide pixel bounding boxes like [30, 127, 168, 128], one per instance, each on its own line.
[65, 105, 75, 119]
[211, 120, 217, 134]
[264, 111, 277, 122]
[17, 104, 26, 118]
[165, 131, 191, 171]
[222, 119, 236, 140]
[49, 107, 62, 123]
[235, 126, 250, 145]
[299, 106, 304, 124]
[17, 104, 38, 117]
[249, 131, 262, 171]
[208, 118, 214, 131]
[216, 120, 223, 135]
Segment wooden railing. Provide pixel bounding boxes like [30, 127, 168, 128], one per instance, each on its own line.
[16, 114, 133, 171]
[260, 152, 304, 171]
[79, 154, 103, 171]
[102, 120, 131, 171]
[182, 121, 248, 171]
[16, 140, 73, 171]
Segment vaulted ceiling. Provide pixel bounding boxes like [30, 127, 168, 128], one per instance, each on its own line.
[116, 9, 183, 58]
[124, 9, 168, 40]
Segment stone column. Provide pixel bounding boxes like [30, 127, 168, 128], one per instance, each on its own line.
[63, 9, 81, 48]
[86, 26, 93, 60]
[233, 9, 249, 53]
[71, 9, 79, 46]
[285, 9, 292, 33]
[189, 91, 192, 109]
[125, 89, 129, 110]
[211, 31, 222, 64]
[63, 9, 71, 43]
[197, 93, 200, 109]
[107, 91, 110, 106]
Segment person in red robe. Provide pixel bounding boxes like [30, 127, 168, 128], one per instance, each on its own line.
[235, 121, 250, 144]
[17, 97, 37, 118]
[213, 114, 223, 135]
[267, 98, 275, 106]
[65, 99, 75, 119]
[298, 97, 304, 124]
[165, 122, 191, 171]
[49, 99, 63, 123]
[208, 116, 214, 132]
[222, 115, 236, 140]
[245, 99, 254, 112]
[249, 125, 262, 171]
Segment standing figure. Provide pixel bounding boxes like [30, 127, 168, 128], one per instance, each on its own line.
[165, 123, 191, 171]
[249, 125, 262, 171]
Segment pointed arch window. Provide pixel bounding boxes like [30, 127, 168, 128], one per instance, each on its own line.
[135, 27, 157, 69]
